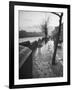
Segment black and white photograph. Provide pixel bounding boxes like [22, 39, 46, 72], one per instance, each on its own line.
[19, 11, 63, 79]
[9, 1, 70, 88]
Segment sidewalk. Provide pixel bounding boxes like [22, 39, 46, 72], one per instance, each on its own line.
[32, 41, 63, 78]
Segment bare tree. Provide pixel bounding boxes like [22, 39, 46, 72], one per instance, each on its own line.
[41, 16, 50, 40]
[51, 12, 63, 65]
[40, 12, 63, 65]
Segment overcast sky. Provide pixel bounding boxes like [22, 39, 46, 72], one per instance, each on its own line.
[19, 10, 63, 32]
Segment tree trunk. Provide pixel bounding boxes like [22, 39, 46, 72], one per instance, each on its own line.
[52, 13, 63, 65]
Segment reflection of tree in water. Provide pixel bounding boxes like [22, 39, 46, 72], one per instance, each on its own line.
[38, 47, 41, 56]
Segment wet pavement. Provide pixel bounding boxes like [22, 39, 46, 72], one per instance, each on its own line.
[32, 41, 63, 78]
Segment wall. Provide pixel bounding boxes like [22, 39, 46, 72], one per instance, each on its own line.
[0, 0, 72, 90]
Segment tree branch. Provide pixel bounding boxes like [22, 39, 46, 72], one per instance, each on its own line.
[51, 12, 60, 17]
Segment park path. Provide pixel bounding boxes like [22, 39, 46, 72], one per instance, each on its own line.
[32, 41, 57, 78]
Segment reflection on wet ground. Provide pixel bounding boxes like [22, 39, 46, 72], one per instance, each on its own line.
[32, 41, 63, 78]
[35, 41, 50, 57]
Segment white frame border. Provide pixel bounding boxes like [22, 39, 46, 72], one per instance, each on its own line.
[14, 5, 68, 85]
